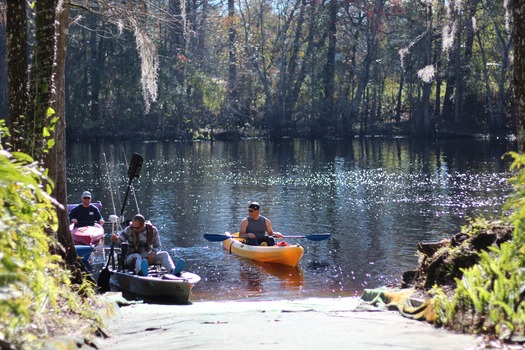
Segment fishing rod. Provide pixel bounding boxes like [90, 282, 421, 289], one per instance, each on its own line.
[103, 151, 121, 230]
[103, 152, 118, 219]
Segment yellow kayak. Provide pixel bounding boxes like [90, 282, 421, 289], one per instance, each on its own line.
[222, 233, 304, 267]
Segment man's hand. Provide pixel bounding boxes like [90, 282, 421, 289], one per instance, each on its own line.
[147, 251, 156, 265]
[273, 232, 283, 238]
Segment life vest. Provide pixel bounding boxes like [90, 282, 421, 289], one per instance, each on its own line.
[131, 223, 153, 253]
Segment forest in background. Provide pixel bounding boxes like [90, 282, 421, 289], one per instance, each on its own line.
[0, 0, 516, 140]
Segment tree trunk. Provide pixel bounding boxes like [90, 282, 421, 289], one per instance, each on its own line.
[361, 86, 370, 135]
[89, 14, 106, 127]
[6, 0, 28, 150]
[0, 14, 7, 120]
[418, 3, 433, 135]
[195, 0, 208, 62]
[169, 0, 186, 132]
[323, 0, 337, 120]
[476, 31, 495, 132]
[25, 0, 57, 163]
[453, 14, 462, 126]
[441, 2, 459, 126]
[420, 81, 432, 134]
[433, 41, 442, 122]
[46, 1, 77, 264]
[494, 31, 512, 135]
[228, 0, 238, 104]
[395, 69, 404, 124]
[433, 0, 445, 123]
[450, 1, 477, 127]
[289, 0, 316, 124]
[513, 0, 525, 152]
[347, 31, 375, 136]
[441, 72, 456, 125]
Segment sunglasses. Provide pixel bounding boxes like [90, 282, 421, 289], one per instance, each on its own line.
[83, 197, 91, 199]
[131, 223, 143, 230]
[248, 209, 257, 212]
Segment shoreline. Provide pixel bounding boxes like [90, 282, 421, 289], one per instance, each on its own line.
[94, 295, 479, 350]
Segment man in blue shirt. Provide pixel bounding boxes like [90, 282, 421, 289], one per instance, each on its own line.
[69, 191, 105, 227]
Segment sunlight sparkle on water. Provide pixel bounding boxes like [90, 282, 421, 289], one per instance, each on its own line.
[67, 139, 514, 301]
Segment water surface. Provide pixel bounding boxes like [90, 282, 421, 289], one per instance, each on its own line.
[67, 138, 515, 301]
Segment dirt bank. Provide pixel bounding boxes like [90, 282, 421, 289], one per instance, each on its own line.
[98, 296, 479, 350]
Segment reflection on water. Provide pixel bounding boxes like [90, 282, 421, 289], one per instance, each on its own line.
[67, 138, 515, 301]
[239, 260, 305, 293]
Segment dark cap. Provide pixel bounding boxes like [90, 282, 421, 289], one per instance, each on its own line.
[248, 202, 260, 210]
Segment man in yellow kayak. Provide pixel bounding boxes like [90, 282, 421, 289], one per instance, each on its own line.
[239, 202, 283, 246]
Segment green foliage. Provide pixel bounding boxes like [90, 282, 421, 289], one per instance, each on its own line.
[0, 121, 100, 348]
[433, 152, 525, 341]
[459, 217, 489, 236]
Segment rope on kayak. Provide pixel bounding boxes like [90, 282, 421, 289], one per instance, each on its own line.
[228, 240, 235, 254]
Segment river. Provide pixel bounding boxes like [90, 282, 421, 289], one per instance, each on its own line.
[66, 138, 515, 301]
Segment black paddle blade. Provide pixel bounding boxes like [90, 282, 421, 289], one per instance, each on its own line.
[97, 268, 111, 293]
[128, 153, 143, 179]
[97, 243, 115, 293]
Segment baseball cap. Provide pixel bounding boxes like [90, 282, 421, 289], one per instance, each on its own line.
[248, 202, 260, 210]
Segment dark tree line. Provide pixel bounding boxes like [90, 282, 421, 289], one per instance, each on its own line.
[0, 0, 518, 141]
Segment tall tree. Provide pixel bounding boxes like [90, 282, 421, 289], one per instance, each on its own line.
[0, 4, 7, 120]
[24, 0, 57, 163]
[47, 1, 77, 264]
[169, 0, 187, 132]
[6, 0, 28, 150]
[416, 2, 433, 135]
[88, 13, 106, 126]
[228, 0, 238, 105]
[323, 0, 338, 121]
[346, 0, 384, 137]
[513, 0, 525, 152]
[5, 0, 80, 265]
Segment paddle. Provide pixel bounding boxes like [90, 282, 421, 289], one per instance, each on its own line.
[203, 233, 331, 242]
[96, 243, 114, 292]
[97, 153, 144, 292]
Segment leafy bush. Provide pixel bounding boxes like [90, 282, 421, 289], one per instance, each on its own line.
[433, 152, 525, 342]
[0, 123, 99, 348]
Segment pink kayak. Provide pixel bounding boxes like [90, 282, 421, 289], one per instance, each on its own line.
[70, 223, 104, 246]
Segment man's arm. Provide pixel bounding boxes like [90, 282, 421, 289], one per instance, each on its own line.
[69, 206, 78, 224]
[151, 226, 162, 253]
[94, 206, 105, 225]
[112, 228, 128, 244]
[266, 218, 283, 238]
[239, 218, 247, 235]
[239, 218, 255, 238]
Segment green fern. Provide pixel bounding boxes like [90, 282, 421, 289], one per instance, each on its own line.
[433, 152, 525, 340]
